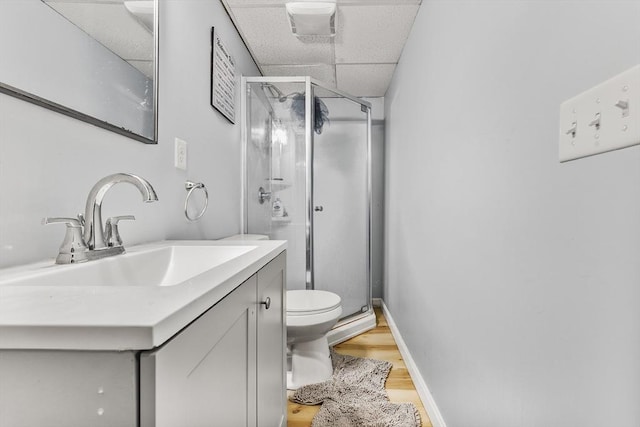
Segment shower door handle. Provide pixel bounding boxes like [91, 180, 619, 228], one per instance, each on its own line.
[314, 206, 324, 212]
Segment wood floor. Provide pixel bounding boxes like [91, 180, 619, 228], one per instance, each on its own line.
[287, 308, 432, 427]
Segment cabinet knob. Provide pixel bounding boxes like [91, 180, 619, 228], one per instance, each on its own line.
[260, 297, 271, 310]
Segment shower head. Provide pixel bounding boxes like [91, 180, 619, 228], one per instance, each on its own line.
[262, 83, 288, 103]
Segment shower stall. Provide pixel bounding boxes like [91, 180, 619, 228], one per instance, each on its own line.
[241, 76, 375, 340]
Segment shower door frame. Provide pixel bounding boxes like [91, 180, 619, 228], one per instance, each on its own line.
[241, 76, 373, 324]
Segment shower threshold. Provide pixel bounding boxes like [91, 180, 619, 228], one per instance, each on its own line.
[327, 309, 377, 346]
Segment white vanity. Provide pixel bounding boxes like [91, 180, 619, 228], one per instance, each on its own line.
[0, 240, 287, 427]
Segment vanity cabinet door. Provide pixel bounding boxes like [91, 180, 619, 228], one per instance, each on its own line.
[0, 350, 137, 427]
[140, 276, 258, 427]
[256, 253, 286, 427]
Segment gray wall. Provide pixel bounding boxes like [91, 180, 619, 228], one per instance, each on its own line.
[384, 1, 640, 427]
[0, 0, 259, 268]
[371, 118, 385, 299]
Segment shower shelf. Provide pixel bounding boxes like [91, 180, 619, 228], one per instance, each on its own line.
[271, 217, 291, 223]
[266, 179, 291, 191]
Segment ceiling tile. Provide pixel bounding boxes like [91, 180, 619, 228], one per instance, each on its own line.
[231, 6, 334, 65]
[336, 63, 396, 97]
[334, 4, 419, 64]
[262, 64, 337, 87]
[222, 0, 422, 97]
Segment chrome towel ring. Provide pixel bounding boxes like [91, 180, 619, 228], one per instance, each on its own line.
[184, 181, 208, 221]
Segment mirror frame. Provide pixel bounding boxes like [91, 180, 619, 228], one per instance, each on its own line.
[0, 0, 159, 144]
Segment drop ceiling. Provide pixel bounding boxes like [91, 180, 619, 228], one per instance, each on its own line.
[221, 0, 422, 97]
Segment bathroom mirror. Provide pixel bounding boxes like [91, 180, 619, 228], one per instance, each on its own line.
[0, 0, 158, 143]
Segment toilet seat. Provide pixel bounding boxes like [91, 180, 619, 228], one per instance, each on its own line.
[287, 290, 341, 316]
[286, 305, 342, 327]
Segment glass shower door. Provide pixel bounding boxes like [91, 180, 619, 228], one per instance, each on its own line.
[245, 80, 309, 291]
[245, 82, 273, 238]
[312, 89, 370, 320]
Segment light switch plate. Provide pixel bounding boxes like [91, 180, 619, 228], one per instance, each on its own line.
[175, 137, 187, 170]
[559, 65, 640, 162]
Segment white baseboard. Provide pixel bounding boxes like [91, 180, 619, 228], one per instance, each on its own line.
[372, 297, 382, 307]
[380, 300, 447, 427]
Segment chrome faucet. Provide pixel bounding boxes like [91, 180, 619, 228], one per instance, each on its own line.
[83, 173, 158, 250]
[44, 173, 158, 264]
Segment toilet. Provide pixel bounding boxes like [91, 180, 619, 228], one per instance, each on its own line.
[220, 234, 342, 390]
[286, 289, 342, 390]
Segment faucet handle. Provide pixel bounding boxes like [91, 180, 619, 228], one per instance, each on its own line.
[43, 217, 82, 227]
[104, 215, 136, 247]
[42, 217, 89, 264]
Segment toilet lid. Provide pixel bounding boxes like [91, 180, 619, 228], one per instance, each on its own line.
[287, 290, 341, 315]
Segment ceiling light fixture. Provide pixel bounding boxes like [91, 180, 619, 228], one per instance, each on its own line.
[285, 2, 336, 37]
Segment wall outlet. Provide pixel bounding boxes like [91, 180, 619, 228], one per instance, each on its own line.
[559, 65, 640, 162]
[175, 138, 187, 170]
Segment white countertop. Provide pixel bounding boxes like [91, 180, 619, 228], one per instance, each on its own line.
[0, 240, 286, 351]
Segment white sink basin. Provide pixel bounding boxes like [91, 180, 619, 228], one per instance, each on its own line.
[0, 244, 257, 287]
[0, 239, 287, 350]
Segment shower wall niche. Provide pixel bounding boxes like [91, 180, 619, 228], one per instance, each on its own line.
[242, 77, 374, 329]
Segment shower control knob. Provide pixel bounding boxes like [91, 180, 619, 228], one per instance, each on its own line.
[258, 186, 271, 204]
[314, 206, 324, 212]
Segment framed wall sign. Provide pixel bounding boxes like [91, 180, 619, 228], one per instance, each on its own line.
[210, 27, 235, 124]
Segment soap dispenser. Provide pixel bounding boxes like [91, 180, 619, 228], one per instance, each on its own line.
[272, 197, 284, 217]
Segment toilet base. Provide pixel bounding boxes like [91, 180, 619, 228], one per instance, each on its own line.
[287, 336, 334, 390]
